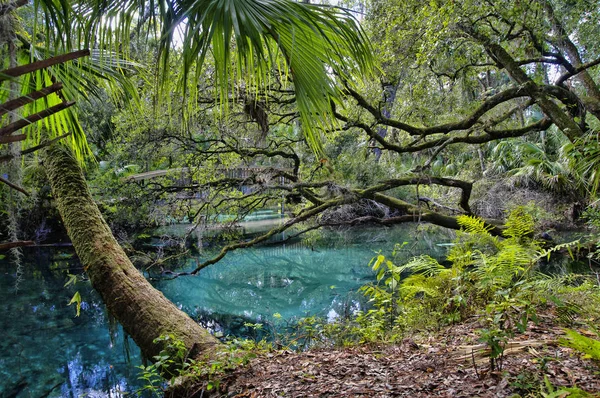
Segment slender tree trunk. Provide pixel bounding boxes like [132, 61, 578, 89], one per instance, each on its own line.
[43, 144, 220, 362]
[373, 82, 399, 161]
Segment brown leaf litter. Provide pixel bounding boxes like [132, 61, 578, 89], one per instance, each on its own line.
[184, 320, 600, 397]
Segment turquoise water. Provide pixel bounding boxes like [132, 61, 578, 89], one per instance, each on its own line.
[0, 224, 454, 396]
[0, 250, 146, 397]
[153, 225, 454, 333]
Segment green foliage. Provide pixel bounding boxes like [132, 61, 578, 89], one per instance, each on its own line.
[64, 273, 82, 317]
[558, 329, 600, 361]
[67, 291, 82, 317]
[34, 0, 374, 154]
[540, 376, 596, 398]
[356, 207, 600, 369]
[138, 333, 271, 396]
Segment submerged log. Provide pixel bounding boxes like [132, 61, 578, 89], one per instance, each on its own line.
[0, 240, 34, 250]
[43, 144, 220, 362]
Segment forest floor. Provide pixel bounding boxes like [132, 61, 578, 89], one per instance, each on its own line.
[214, 316, 600, 397]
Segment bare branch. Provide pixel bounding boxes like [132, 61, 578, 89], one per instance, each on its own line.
[0, 240, 34, 251]
[0, 176, 30, 196]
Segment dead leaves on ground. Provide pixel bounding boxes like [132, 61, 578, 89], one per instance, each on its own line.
[220, 324, 600, 397]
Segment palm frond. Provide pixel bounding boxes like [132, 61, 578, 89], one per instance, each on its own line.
[1, 41, 142, 160]
[34, 0, 375, 154]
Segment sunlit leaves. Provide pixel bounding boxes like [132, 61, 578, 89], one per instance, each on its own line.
[33, 0, 375, 155]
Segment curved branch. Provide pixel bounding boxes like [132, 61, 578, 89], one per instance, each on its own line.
[345, 84, 531, 137]
[189, 197, 350, 274]
[356, 176, 473, 213]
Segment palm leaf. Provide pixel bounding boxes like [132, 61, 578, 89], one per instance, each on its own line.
[33, 0, 374, 154]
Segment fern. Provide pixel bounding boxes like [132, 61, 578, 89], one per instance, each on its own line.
[457, 214, 494, 235]
[536, 240, 581, 261]
[361, 207, 600, 343]
[504, 206, 535, 239]
[399, 274, 444, 299]
[396, 255, 445, 277]
[559, 329, 600, 360]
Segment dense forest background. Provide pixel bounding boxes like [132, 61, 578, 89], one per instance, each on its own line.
[2, 0, 600, 396]
[4, 0, 600, 245]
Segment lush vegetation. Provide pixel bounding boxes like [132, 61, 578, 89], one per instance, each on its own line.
[2, 0, 600, 396]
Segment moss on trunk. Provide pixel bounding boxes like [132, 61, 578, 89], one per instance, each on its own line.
[43, 144, 219, 362]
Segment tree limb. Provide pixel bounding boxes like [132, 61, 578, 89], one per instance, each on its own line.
[0, 176, 29, 195]
[0, 240, 34, 251]
[0, 0, 27, 17]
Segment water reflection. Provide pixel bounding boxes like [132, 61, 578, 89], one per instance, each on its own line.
[0, 224, 454, 396]
[0, 250, 145, 397]
[154, 225, 454, 335]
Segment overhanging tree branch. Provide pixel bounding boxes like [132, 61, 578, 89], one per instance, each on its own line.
[0, 0, 27, 17]
[0, 176, 30, 196]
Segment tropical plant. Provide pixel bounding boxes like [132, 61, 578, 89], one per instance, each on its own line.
[2, 0, 379, 374]
[31, 0, 374, 153]
[359, 207, 600, 368]
[558, 329, 600, 361]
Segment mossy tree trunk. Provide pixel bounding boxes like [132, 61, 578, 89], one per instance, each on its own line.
[44, 144, 220, 361]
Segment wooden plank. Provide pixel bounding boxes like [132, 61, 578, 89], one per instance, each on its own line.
[0, 133, 72, 163]
[0, 134, 26, 143]
[0, 82, 64, 117]
[0, 101, 75, 137]
[0, 49, 90, 82]
[0, 240, 35, 251]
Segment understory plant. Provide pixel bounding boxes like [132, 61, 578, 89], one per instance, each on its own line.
[138, 334, 271, 396]
[359, 207, 600, 367]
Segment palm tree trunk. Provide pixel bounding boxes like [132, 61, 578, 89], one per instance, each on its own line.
[43, 144, 220, 362]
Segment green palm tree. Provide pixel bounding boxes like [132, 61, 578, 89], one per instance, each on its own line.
[34, 0, 374, 153]
[3, 0, 375, 377]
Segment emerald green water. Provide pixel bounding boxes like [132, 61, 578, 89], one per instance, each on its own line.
[0, 224, 454, 396]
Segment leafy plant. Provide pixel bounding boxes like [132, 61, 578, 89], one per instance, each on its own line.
[358, 206, 600, 370]
[138, 333, 271, 395]
[540, 376, 596, 398]
[64, 273, 82, 317]
[558, 329, 600, 361]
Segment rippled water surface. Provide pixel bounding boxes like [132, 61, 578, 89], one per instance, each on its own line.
[0, 250, 145, 397]
[0, 224, 454, 396]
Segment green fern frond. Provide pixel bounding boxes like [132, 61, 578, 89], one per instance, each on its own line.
[457, 214, 493, 235]
[504, 206, 534, 239]
[536, 240, 581, 261]
[399, 274, 443, 299]
[559, 329, 600, 360]
[397, 255, 445, 277]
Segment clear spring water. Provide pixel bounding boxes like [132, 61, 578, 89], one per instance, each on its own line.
[0, 224, 454, 396]
[0, 249, 145, 397]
